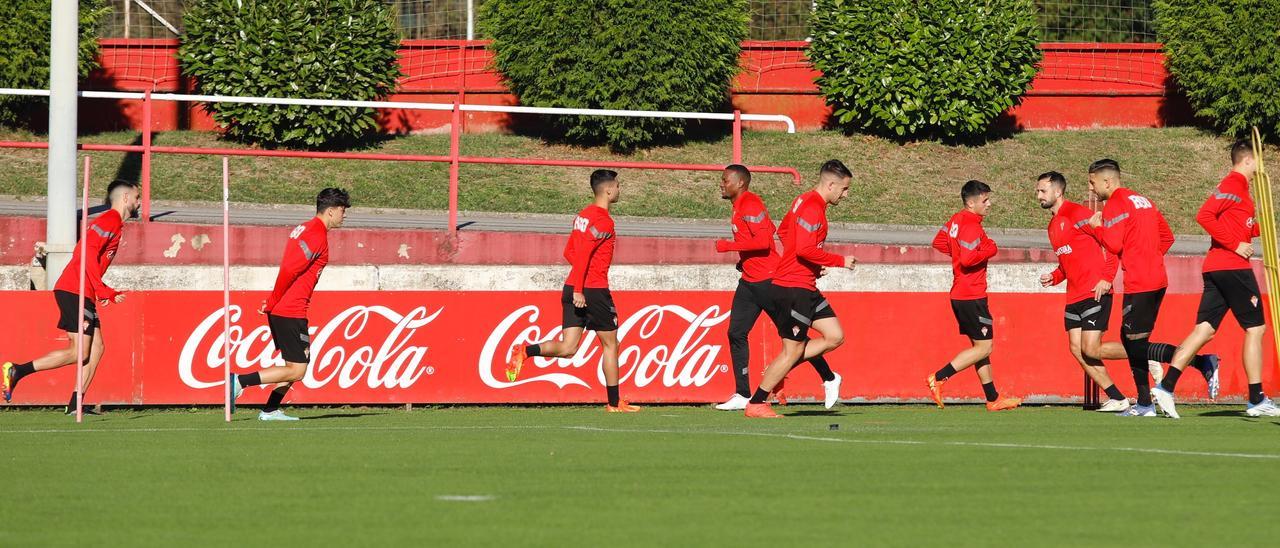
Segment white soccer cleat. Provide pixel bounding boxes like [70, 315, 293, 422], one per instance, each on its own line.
[1246, 398, 1280, 418]
[822, 372, 842, 409]
[1151, 386, 1179, 419]
[1096, 398, 1132, 413]
[1148, 360, 1164, 385]
[714, 394, 749, 411]
[258, 410, 299, 421]
[1117, 404, 1157, 417]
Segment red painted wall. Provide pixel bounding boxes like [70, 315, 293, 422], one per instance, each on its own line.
[76, 40, 1190, 134]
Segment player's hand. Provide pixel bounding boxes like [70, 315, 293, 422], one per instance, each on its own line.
[113, 293, 126, 304]
[1039, 273, 1053, 287]
[573, 291, 587, 308]
[818, 267, 829, 278]
[98, 299, 110, 308]
[843, 255, 857, 269]
[1088, 211, 1103, 228]
[1092, 280, 1112, 301]
[1235, 241, 1255, 259]
[257, 300, 267, 315]
[714, 240, 730, 253]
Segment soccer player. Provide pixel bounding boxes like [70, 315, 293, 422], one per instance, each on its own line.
[508, 170, 639, 412]
[743, 160, 858, 419]
[227, 187, 350, 421]
[2, 180, 140, 415]
[1152, 141, 1277, 418]
[927, 181, 1021, 411]
[1086, 159, 1213, 417]
[713, 164, 842, 411]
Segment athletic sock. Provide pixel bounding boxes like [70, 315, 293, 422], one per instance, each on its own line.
[809, 356, 836, 383]
[934, 363, 957, 382]
[263, 387, 287, 413]
[981, 382, 999, 403]
[238, 372, 262, 387]
[1148, 342, 1176, 364]
[1159, 367, 1183, 393]
[525, 344, 541, 358]
[749, 387, 770, 404]
[11, 362, 34, 385]
[1249, 383, 1265, 405]
[606, 385, 620, 407]
[1121, 337, 1153, 406]
[1103, 385, 1125, 401]
[66, 392, 79, 411]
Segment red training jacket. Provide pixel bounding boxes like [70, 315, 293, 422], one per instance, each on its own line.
[773, 190, 845, 291]
[1098, 187, 1173, 293]
[715, 190, 778, 283]
[1047, 200, 1119, 303]
[1197, 171, 1259, 273]
[563, 204, 616, 291]
[54, 208, 123, 301]
[932, 209, 997, 300]
[265, 216, 329, 319]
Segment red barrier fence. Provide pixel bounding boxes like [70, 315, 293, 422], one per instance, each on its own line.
[2, 290, 1272, 406]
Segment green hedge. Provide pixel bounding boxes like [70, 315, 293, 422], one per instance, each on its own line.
[0, 0, 109, 125]
[1155, 0, 1280, 138]
[179, 0, 402, 148]
[481, 0, 748, 151]
[808, 0, 1042, 139]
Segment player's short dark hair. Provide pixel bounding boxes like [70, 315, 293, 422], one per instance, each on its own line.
[1088, 158, 1121, 176]
[819, 159, 853, 180]
[961, 180, 992, 204]
[1230, 140, 1255, 165]
[590, 169, 618, 195]
[1038, 171, 1067, 192]
[104, 179, 139, 205]
[724, 164, 751, 184]
[316, 187, 351, 213]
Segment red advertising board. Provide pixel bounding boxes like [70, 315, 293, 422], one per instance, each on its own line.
[1, 291, 1273, 406]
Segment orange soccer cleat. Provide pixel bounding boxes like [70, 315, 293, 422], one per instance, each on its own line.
[772, 377, 788, 406]
[926, 374, 946, 409]
[506, 344, 527, 382]
[606, 401, 642, 413]
[986, 397, 1022, 412]
[744, 402, 782, 418]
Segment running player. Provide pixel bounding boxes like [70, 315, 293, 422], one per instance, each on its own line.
[508, 170, 639, 412]
[744, 160, 857, 419]
[927, 180, 1022, 411]
[227, 187, 350, 421]
[713, 164, 842, 411]
[1152, 141, 1277, 418]
[3, 180, 141, 415]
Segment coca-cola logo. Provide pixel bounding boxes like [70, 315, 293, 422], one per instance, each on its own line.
[180, 305, 442, 390]
[479, 304, 731, 389]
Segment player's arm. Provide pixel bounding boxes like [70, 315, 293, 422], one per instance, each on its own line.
[568, 219, 610, 293]
[957, 224, 996, 267]
[265, 231, 319, 312]
[1041, 265, 1066, 287]
[794, 209, 849, 268]
[931, 225, 951, 256]
[717, 209, 773, 253]
[1157, 210, 1175, 255]
[1196, 185, 1252, 258]
[83, 220, 120, 303]
[1097, 205, 1125, 256]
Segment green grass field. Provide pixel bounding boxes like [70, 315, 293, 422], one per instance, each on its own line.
[1, 127, 1274, 233]
[3, 404, 1278, 546]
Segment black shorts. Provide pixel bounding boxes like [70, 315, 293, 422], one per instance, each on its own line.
[54, 290, 99, 336]
[951, 298, 994, 340]
[771, 284, 836, 341]
[1064, 294, 1112, 332]
[1196, 269, 1265, 329]
[268, 314, 311, 364]
[561, 285, 618, 332]
[1121, 288, 1165, 336]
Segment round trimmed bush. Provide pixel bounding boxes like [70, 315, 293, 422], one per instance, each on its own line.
[0, 0, 109, 126]
[179, 0, 402, 148]
[1155, 0, 1280, 138]
[481, 0, 749, 151]
[808, 0, 1042, 139]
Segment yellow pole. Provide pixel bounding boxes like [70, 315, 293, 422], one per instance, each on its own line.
[1251, 127, 1280, 372]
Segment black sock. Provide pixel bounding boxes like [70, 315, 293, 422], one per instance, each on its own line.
[1148, 342, 1176, 364]
[525, 344, 541, 358]
[1103, 385, 1125, 401]
[264, 387, 287, 412]
[934, 363, 957, 381]
[981, 382, 999, 403]
[238, 372, 262, 387]
[1160, 367, 1183, 393]
[11, 362, 34, 385]
[1249, 383, 1265, 405]
[1121, 337, 1153, 406]
[809, 356, 836, 382]
[66, 392, 79, 411]
[749, 387, 770, 404]
[606, 385, 620, 407]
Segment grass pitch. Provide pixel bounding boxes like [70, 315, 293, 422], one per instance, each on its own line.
[3, 404, 1278, 546]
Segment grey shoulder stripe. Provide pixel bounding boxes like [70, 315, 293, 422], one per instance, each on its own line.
[298, 240, 320, 261]
[90, 225, 115, 239]
[589, 227, 613, 239]
[1214, 192, 1243, 203]
[741, 212, 767, 224]
[958, 238, 981, 250]
[1073, 218, 1091, 229]
[796, 218, 821, 233]
[1104, 213, 1129, 228]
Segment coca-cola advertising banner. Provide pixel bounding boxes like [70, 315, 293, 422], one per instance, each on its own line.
[1, 291, 1274, 405]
